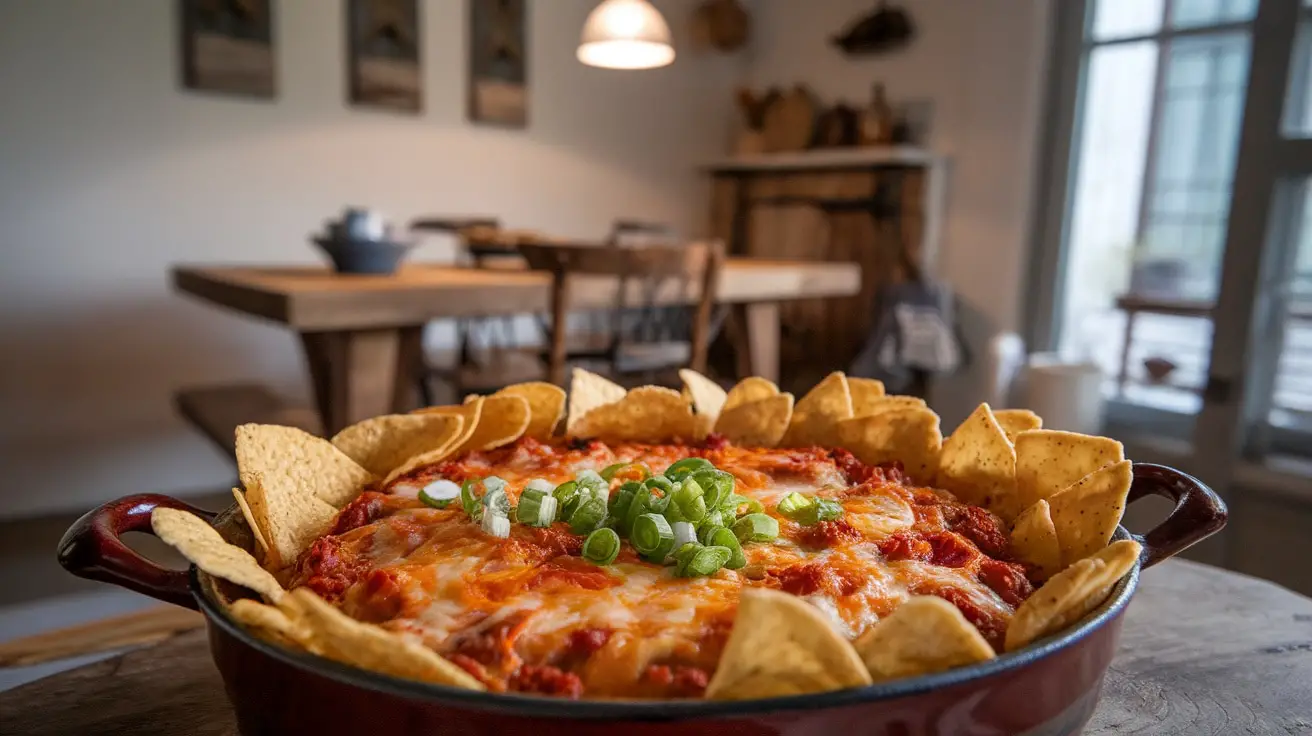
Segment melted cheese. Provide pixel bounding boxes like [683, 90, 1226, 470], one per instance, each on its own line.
[318, 439, 1025, 697]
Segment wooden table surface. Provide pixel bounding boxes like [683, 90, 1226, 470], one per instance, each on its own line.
[171, 259, 862, 434]
[2, 560, 1309, 735]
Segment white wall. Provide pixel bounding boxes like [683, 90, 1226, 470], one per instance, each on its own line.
[0, 0, 741, 519]
[745, 0, 1054, 427]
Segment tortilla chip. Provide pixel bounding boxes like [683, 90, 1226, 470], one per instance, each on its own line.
[993, 409, 1042, 441]
[1048, 460, 1133, 567]
[853, 596, 995, 681]
[1005, 539, 1140, 651]
[569, 386, 700, 443]
[936, 404, 1017, 518]
[836, 407, 942, 485]
[679, 369, 727, 439]
[1011, 499, 1062, 580]
[229, 598, 307, 649]
[456, 394, 530, 453]
[151, 508, 284, 602]
[847, 377, 887, 416]
[780, 372, 854, 448]
[409, 400, 481, 452]
[330, 413, 464, 477]
[706, 587, 872, 700]
[1015, 430, 1125, 515]
[714, 393, 794, 448]
[245, 472, 339, 570]
[724, 377, 780, 410]
[235, 424, 374, 509]
[495, 382, 566, 440]
[567, 368, 626, 434]
[280, 589, 485, 690]
[231, 487, 268, 558]
[854, 395, 928, 419]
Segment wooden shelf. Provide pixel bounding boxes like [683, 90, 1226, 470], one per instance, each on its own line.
[704, 147, 945, 173]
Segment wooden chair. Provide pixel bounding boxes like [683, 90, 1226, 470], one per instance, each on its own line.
[518, 240, 725, 387]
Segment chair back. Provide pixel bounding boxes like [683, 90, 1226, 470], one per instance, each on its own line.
[518, 240, 725, 386]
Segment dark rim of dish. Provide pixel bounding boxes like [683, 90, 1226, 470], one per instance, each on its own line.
[192, 523, 1141, 721]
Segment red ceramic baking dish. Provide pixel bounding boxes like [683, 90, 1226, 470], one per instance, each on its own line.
[58, 463, 1224, 736]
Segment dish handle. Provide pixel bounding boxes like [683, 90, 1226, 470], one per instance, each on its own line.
[1127, 464, 1228, 569]
[57, 494, 216, 610]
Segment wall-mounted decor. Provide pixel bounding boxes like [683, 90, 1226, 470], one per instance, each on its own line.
[831, 1, 915, 56]
[468, 0, 528, 127]
[347, 0, 422, 113]
[179, 0, 275, 98]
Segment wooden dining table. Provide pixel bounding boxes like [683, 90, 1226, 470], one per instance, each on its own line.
[171, 259, 861, 435]
[2, 559, 1309, 734]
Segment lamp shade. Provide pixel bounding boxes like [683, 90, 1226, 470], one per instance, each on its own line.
[578, 0, 675, 70]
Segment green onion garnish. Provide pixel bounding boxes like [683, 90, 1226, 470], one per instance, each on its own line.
[732, 513, 779, 543]
[672, 520, 698, 549]
[552, 480, 580, 519]
[480, 511, 511, 538]
[671, 541, 703, 570]
[631, 513, 675, 557]
[482, 486, 511, 518]
[664, 457, 714, 482]
[776, 494, 843, 525]
[726, 493, 764, 516]
[460, 479, 480, 516]
[670, 479, 708, 523]
[582, 528, 621, 565]
[677, 545, 732, 577]
[706, 527, 746, 569]
[693, 469, 735, 509]
[575, 469, 608, 498]
[644, 475, 674, 494]
[516, 488, 557, 527]
[609, 481, 641, 530]
[418, 479, 460, 509]
[697, 522, 724, 546]
[699, 509, 726, 535]
[601, 462, 651, 482]
[568, 494, 608, 535]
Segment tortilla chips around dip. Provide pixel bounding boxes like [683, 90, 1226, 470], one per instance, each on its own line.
[198, 370, 1147, 702]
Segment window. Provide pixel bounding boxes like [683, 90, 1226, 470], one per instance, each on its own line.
[1055, 0, 1255, 428]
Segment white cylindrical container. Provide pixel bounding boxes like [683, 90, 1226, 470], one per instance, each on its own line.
[1018, 355, 1106, 435]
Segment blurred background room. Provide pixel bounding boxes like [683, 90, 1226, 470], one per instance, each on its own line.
[1, 0, 1310, 692]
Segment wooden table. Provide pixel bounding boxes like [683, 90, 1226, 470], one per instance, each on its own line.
[3, 560, 1310, 735]
[172, 260, 861, 434]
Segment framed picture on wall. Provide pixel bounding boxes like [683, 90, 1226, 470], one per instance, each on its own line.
[468, 0, 528, 127]
[347, 0, 422, 113]
[178, 0, 276, 98]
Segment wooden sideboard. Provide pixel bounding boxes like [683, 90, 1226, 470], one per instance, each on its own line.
[706, 148, 949, 392]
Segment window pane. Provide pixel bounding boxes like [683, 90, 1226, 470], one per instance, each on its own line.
[1139, 33, 1251, 301]
[1262, 180, 1312, 446]
[1058, 42, 1157, 377]
[1285, 21, 1312, 137]
[1171, 0, 1257, 29]
[1091, 0, 1163, 40]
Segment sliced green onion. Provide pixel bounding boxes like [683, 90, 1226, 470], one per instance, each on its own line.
[700, 509, 727, 534]
[623, 485, 654, 531]
[552, 480, 580, 519]
[671, 541, 704, 570]
[693, 469, 735, 509]
[727, 493, 764, 516]
[672, 520, 698, 549]
[524, 478, 555, 494]
[575, 469, 608, 498]
[480, 512, 510, 538]
[582, 528, 621, 565]
[697, 522, 724, 546]
[601, 462, 651, 483]
[460, 479, 480, 516]
[664, 457, 714, 482]
[733, 513, 779, 543]
[706, 527, 746, 569]
[677, 545, 732, 577]
[644, 475, 674, 494]
[482, 487, 511, 518]
[777, 492, 813, 519]
[516, 488, 557, 527]
[670, 479, 708, 523]
[569, 494, 608, 534]
[631, 513, 674, 556]
[808, 498, 844, 523]
[418, 479, 460, 509]
[608, 482, 640, 530]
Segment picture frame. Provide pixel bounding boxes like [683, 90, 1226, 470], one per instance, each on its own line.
[347, 0, 423, 113]
[178, 0, 276, 99]
[468, 0, 528, 127]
